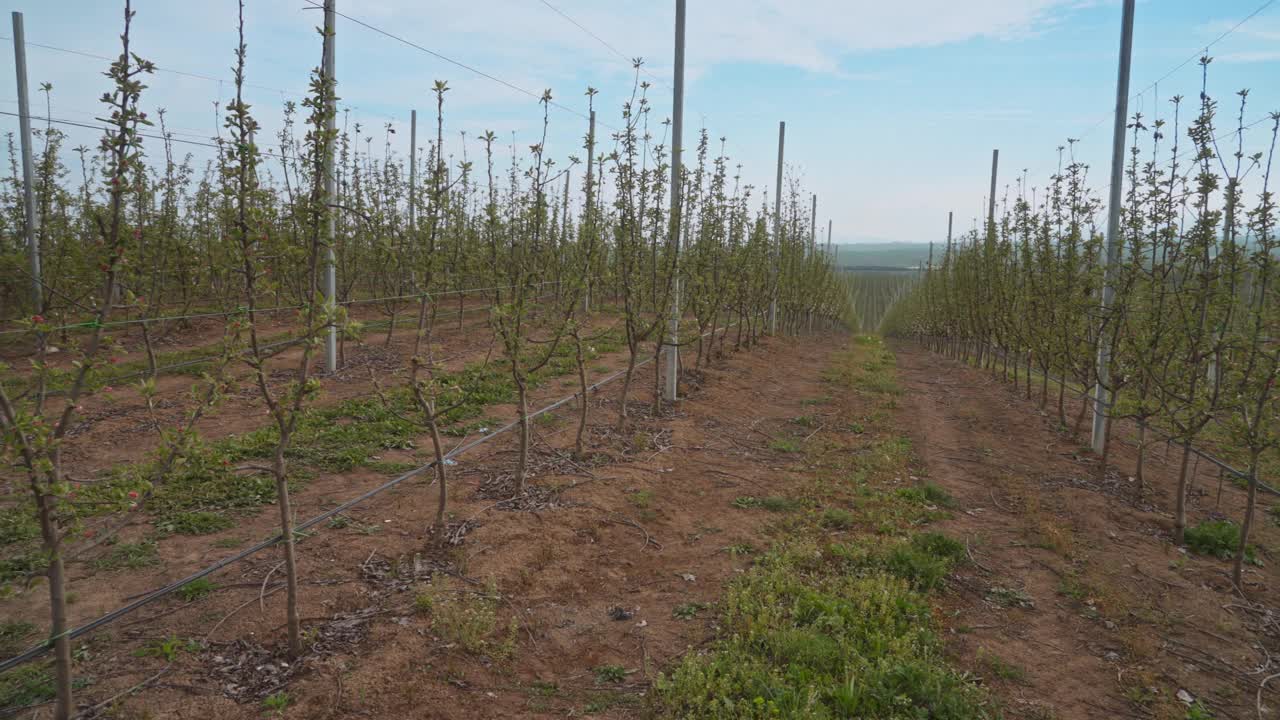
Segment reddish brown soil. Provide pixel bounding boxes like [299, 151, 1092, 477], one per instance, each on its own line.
[892, 341, 1279, 720]
[6, 334, 1277, 719]
[6, 329, 827, 719]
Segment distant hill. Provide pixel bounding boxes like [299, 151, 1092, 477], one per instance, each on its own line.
[830, 242, 935, 270]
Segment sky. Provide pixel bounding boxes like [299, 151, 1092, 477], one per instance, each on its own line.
[1, 0, 1279, 245]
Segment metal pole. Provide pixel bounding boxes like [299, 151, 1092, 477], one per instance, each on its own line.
[1091, 0, 1136, 454]
[323, 0, 338, 373]
[561, 167, 571, 251]
[408, 109, 417, 239]
[663, 0, 685, 403]
[810, 194, 817, 256]
[12, 12, 41, 315]
[987, 149, 999, 238]
[826, 219, 832, 258]
[406, 109, 416, 293]
[584, 109, 596, 314]
[770, 120, 785, 334]
[808, 194, 816, 333]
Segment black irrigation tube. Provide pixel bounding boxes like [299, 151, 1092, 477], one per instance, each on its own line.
[0, 318, 757, 675]
[913, 335, 1280, 498]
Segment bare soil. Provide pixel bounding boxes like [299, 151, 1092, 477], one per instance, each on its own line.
[5, 334, 1277, 719]
[892, 340, 1279, 720]
[7, 329, 826, 719]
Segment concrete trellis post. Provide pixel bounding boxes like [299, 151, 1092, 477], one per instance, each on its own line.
[810, 194, 817, 256]
[584, 109, 596, 314]
[1091, 0, 1137, 455]
[11, 12, 41, 316]
[323, 0, 339, 373]
[409, 110, 417, 238]
[770, 120, 785, 335]
[987, 149, 999, 236]
[663, 0, 686, 403]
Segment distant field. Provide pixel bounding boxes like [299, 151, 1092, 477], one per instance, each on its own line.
[830, 242, 934, 269]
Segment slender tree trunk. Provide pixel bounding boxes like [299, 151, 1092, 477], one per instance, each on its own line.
[1025, 352, 1032, 399]
[515, 376, 529, 494]
[1056, 376, 1067, 427]
[1134, 421, 1147, 493]
[1040, 363, 1049, 408]
[273, 441, 302, 658]
[1174, 445, 1193, 544]
[428, 413, 447, 527]
[574, 332, 589, 458]
[618, 347, 637, 430]
[1071, 390, 1089, 438]
[652, 337, 663, 414]
[1232, 455, 1262, 588]
[36, 494, 73, 720]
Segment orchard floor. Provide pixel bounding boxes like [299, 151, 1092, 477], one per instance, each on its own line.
[4, 335, 1277, 719]
[893, 341, 1280, 720]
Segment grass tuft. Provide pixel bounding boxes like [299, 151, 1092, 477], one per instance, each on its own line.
[1184, 519, 1256, 563]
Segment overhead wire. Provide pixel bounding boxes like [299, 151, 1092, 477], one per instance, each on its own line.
[1014, 0, 1279, 190]
[299, 0, 619, 133]
[1070, 0, 1278, 146]
[0, 110, 290, 161]
[0, 33, 407, 128]
[534, 0, 672, 92]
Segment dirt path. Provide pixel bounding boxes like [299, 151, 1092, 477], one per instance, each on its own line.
[892, 341, 1279, 720]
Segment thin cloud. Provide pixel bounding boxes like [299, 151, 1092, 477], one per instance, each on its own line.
[1218, 50, 1280, 63]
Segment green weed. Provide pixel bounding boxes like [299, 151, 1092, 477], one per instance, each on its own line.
[175, 578, 217, 602]
[978, 648, 1026, 682]
[93, 540, 159, 571]
[732, 496, 803, 512]
[0, 663, 56, 709]
[415, 581, 517, 660]
[594, 665, 627, 684]
[1184, 519, 1257, 563]
[673, 602, 708, 620]
[768, 438, 802, 453]
[262, 691, 291, 715]
[0, 621, 36, 656]
[654, 541, 989, 719]
[133, 635, 199, 662]
[895, 482, 953, 508]
[1186, 701, 1214, 719]
[156, 510, 234, 536]
[626, 490, 654, 509]
[819, 508, 856, 530]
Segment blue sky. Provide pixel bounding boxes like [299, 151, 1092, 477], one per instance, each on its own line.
[2, 0, 1278, 244]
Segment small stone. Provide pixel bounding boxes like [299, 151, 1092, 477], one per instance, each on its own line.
[1176, 689, 1194, 705]
[1104, 651, 1120, 662]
